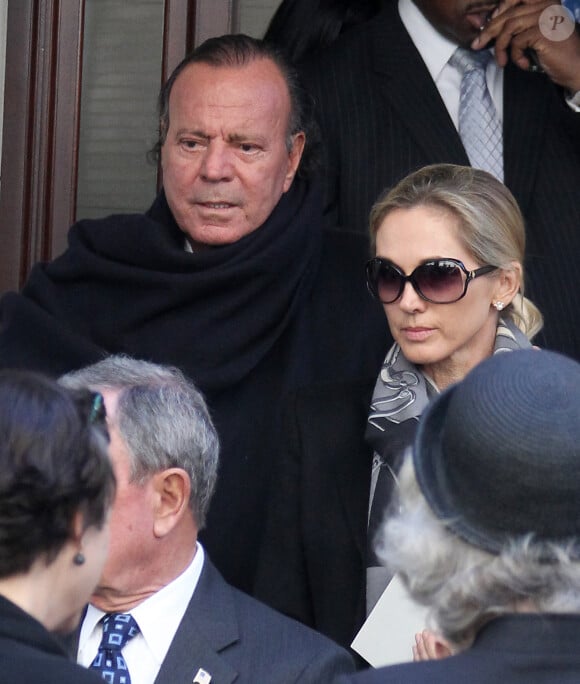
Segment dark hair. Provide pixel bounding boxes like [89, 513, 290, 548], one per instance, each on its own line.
[149, 33, 320, 177]
[0, 370, 115, 576]
[264, 0, 383, 64]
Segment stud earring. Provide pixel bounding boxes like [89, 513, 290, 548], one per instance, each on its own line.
[73, 552, 86, 566]
[494, 301, 505, 311]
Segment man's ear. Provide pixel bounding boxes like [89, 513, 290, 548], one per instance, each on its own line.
[283, 131, 306, 192]
[151, 468, 191, 538]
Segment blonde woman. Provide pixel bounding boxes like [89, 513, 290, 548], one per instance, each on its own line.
[257, 164, 542, 661]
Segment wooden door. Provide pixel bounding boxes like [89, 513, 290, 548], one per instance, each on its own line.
[0, 0, 240, 294]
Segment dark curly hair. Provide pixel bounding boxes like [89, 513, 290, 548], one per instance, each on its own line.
[149, 33, 321, 178]
[0, 370, 115, 576]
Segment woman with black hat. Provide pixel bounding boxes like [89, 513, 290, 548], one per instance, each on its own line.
[339, 348, 580, 683]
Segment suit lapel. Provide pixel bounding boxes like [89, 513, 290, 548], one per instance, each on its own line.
[154, 559, 238, 684]
[371, 4, 469, 166]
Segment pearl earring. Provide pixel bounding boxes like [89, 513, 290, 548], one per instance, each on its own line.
[494, 301, 505, 311]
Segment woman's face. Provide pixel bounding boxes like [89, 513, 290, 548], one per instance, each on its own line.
[375, 205, 501, 385]
[55, 514, 112, 633]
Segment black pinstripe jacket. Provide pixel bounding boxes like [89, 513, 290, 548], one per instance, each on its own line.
[302, 1, 580, 361]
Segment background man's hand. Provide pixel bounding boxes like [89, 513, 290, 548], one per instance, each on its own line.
[473, 0, 580, 92]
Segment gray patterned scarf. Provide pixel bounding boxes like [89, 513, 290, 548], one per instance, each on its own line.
[365, 318, 531, 613]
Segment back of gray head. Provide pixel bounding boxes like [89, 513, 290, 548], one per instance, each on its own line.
[60, 355, 219, 529]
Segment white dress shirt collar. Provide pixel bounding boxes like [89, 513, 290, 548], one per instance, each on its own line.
[79, 543, 205, 684]
[398, 0, 458, 83]
[131, 543, 204, 664]
[398, 0, 503, 126]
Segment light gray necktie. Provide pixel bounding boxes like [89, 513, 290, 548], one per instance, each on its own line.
[449, 48, 504, 181]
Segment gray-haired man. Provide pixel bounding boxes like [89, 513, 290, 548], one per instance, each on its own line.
[61, 355, 354, 684]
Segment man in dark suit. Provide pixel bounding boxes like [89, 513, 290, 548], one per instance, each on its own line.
[338, 348, 580, 683]
[60, 356, 355, 684]
[302, 0, 580, 360]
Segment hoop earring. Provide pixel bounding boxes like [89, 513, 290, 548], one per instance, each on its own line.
[73, 552, 86, 566]
[494, 301, 505, 311]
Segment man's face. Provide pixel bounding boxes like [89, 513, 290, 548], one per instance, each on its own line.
[413, 0, 500, 47]
[90, 389, 158, 609]
[160, 58, 305, 250]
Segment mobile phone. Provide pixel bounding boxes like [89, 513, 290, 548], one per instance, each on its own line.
[524, 47, 544, 72]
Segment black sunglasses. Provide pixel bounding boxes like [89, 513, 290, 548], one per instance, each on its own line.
[366, 257, 498, 304]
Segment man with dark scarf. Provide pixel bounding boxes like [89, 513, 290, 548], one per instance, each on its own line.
[0, 35, 389, 594]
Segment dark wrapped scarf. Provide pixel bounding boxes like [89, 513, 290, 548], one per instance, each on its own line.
[364, 319, 532, 612]
[0, 178, 389, 592]
[0, 178, 323, 392]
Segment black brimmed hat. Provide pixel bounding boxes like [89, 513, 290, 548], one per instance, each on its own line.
[413, 349, 580, 556]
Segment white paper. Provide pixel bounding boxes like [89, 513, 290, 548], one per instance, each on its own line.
[351, 575, 429, 668]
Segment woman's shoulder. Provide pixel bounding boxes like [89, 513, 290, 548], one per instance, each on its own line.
[0, 634, 100, 684]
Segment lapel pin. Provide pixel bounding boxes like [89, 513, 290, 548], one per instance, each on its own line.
[193, 668, 212, 684]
